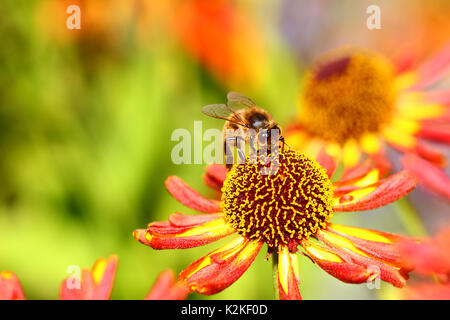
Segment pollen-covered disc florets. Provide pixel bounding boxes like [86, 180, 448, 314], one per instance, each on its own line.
[300, 49, 397, 144]
[221, 149, 333, 249]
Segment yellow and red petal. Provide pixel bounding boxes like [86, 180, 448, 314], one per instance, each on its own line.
[381, 123, 417, 150]
[0, 272, 25, 300]
[179, 237, 262, 295]
[368, 149, 392, 177]
[402, 154, 450, 199]
[336, 159, 380, 187]
[316, 148, 337, 178]
[416, 122, 450, 144]
[165, 176, 221, 213]
[396, 96, 448, 122]
[424, 89, 450, 107]
[333, 171, 417, 211]
[408, 41, 450, 90]
[385, 129, 445, 167]
[414, 140, 446, 167]
[144, 270, 189, 300]
[277, 246, 301, 300]
[134, 213, 235, 249]
[327, 224, 409, 267]
[316, 229, 410, 287]
[301, 240, 375, 284]
[203, 164, 228, 191]
[60, 255, 118, 300]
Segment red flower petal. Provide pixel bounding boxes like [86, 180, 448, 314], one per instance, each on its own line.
[179, 237, 262, 295]
[165, 176, 221, 213]
[203, 164, 228, 190]
[424, 89, 450, 106]
[317, 230, 410, 287]
[60, 255, 118, 300]
[333, 171, 417, 211]
[337, 159, 376, 186]
[409, 41, 450, 90]
[414, 140, 445, 166]
[0, 272, 25, 300]
[327, 224, 410, 268]
[316, 148, 337, 178]
[417, 123, 450, 144]
[369, 149, 392, 177]
[401, 154, 450, 199]
[144, 270, 189, 300]
[397, 227, 450, 276]
[134, 213, 235, 249]
[302, 240, 374, 284]
[278, 246, 301, 300]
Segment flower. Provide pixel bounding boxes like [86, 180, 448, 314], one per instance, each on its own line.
[285, 44, 450, 200]
[396, 227, 450, 300]
[134, 149, 417, 299]
[0, 272, 25, 300]
[60, 255, 119, 300]
[1, 255, 188, 300]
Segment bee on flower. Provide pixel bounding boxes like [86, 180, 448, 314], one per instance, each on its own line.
[134, 145, 418, 299]
[285, 44, 450, 200]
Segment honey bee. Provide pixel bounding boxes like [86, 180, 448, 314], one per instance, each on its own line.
[202, 92, 284, 169]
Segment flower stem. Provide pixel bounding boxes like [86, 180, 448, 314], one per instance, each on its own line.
[272, 251, 280, 300]
[395, 197, 427, 237]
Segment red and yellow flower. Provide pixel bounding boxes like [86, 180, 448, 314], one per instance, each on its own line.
[1, 255, 188, 300]
[134, 149, 417, 299]
[285, 44, 450, 200]
[60, 255, 119, 300]
[396, 227, 450, 300]
[0, 272, 25, 300]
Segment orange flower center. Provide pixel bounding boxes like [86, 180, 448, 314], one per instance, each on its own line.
[221, 149, 333, 249]
[300, 49, 397, 144]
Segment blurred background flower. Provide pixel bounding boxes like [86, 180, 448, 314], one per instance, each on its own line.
[0, 0, 448, 299]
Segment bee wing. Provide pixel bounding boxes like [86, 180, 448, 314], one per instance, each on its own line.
[201, 103, 248, 127]
[227, 92, 258, 109]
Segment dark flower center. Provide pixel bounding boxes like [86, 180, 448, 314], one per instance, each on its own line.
[300, 50, 397, 144]
[221, 149, 333, 249]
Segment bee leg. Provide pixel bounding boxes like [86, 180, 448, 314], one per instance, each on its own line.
[248, 134, 257, 155]
[224, 138, 235, 170]
[237, 148, 246, 163]
[280, 136, 285, 153]
[235, 135, 247, 167]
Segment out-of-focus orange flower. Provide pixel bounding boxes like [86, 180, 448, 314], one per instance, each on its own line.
[0, 272, 25, 300]
[59, 255, 189, 300]
[1, 255, 188, 300]
[134, 144, 417, 300]
[399, 227, 450, 279]
[285, 44, 450, 200]
[397, 227, 450, 300]
[36, 0, 130, 44]
[35, 0, 170, 47]
[172, 0, 266, 90]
